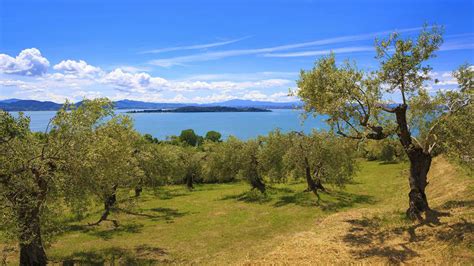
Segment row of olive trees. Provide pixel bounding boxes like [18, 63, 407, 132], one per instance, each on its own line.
[0, 101, 357, 265]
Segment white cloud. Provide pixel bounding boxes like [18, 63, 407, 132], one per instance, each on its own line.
[53, 59, 103, 77]
[101, 68, 167, 93]
[0, 48, 50, 76]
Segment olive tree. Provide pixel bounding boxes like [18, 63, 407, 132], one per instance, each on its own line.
[77, 115, 143, 226]
[0, 99, 117, 264]
[284, 132, 357, 200]
[238, 139, 266, 193]
[296, 25, 472, 219]
[257, 129, 291, 183]
[202, 136, 243, 183]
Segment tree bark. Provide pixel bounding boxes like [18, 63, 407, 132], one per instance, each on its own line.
[18, 207, 47, 266]
[185, 173, 194, 190]
[135, 185, 142, 197]
[250, 176, 266, 193]
[394, 104, 432, 220]
[89, 185, 117, 226]
[406, 148, 432, 220]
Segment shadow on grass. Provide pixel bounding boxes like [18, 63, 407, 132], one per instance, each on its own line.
[60, 245, 171, 265]
[153, 188, 189, 200]
[64, 207, 187, 240]
[343, 215, 420, 264]
[220, 190, 271, 204]
[65, 222, 144, 240]
[342, 208, 472, 264]
[273, 190, 375, 210]
[441, 199, 474, 209]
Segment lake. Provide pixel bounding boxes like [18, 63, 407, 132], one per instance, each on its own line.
[11, 109, 328, 140]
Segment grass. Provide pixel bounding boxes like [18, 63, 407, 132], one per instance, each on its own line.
[1, 158, 473, 264]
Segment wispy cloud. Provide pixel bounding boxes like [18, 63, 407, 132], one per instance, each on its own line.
[263, 46, 374, 57]
[148, 27, 423, 67]
[140, 36, 251, 54]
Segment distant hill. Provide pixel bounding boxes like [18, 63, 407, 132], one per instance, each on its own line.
[0, 100, 63, 111]
[127, 106, 272, 113]
[0, 98, 22, 104]
[114, 100, 188, 109]
[0, 99, 302, 111]
[206, 99, 302, 109]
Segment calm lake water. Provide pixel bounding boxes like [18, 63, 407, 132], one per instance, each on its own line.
[12, 109, 328, 140]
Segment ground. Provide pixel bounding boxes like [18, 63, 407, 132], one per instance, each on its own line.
[1, 157, 473, 264]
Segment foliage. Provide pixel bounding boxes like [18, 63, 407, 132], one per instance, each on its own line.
[361, 138, 406, 162]
[205, 130, 222, 142]
[179, 129, 201, 146]
[295, 25, 471, 219]
[284, 131, 358, 188]
[202, 136, 243, 183]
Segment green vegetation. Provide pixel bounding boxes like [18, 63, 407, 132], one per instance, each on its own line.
[1, 161, 406, 264]
[296, 25, 472, 220]
[0, 25, 472, 265]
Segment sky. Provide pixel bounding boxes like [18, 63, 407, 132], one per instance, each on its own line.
[0, 0, 473, 103]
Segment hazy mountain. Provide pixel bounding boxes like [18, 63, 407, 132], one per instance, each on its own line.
[0, 98, 22, 103]
[0, 99, 303, 111]
[0, 100, 63, 111]
[206, 99, 302, 109]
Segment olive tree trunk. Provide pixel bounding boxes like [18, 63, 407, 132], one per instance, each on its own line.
[395, 104, 432, 220]
[89, 185, 117, 226]
[18, 207, 47, 266]
[406, 148, 432, 220]
[250, 176, 266, 193]
[185, 173, 194, 190]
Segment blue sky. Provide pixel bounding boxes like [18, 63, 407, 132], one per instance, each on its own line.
[0, 0, 473, 103]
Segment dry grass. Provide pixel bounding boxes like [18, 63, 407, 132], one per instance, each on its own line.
[245, 156, 474, 265]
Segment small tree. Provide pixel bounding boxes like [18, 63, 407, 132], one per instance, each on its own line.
[296, 25, 472, 219]
[178, 146, 206, 190]
[205, 130, 222, 142]
[78, 115, 143, 226]
[202, 136, 243, 183]
[257, 129, 291, 183]
[284, 132, 357, 200]
[179, 129, 200, 146]
[239, 140, 266, 193]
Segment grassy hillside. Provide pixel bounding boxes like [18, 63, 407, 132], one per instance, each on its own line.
[1, 158, 472, 264]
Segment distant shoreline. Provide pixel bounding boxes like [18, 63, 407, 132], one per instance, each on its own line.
[126, 106, 272, 113]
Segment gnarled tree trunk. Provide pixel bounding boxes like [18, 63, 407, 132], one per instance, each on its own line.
[18, 207, 47, 266]
[250, 175, 266, 193]
[406, 147, 432, 220]
[89, 185, 117, 226]
[395, 104, 433, 220]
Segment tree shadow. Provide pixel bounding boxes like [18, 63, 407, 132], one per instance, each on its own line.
[220, 190, 271, 204]
[441, 200, 474, 210]
[319, 191, 375, 211]
[273, 192, 317, 207]
[148, 207, 189, 222]
[343, 216, 420, 263]
[436, 218, 473, 243]
[273, 190, 375, 209]
[341, 207, 470, 264]
[64, 222, 144, 240]
[60, 245, 171, 265]
[63, 207, 186, 239]
[153, 188, 189, 200]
